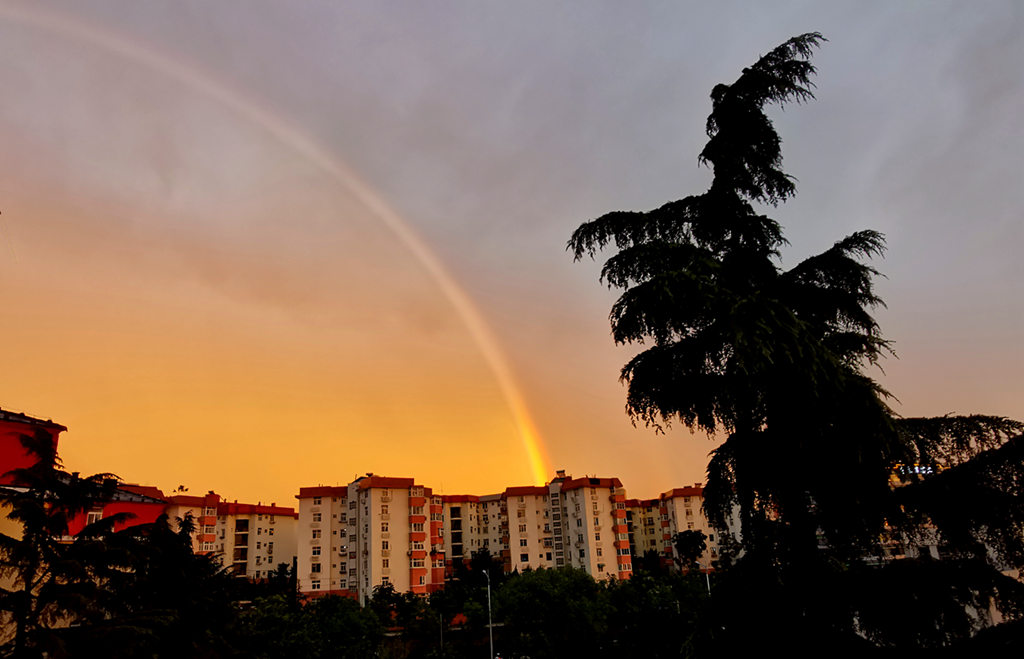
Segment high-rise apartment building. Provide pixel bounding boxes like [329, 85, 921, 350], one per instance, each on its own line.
[661, 484, 720, 569]
[555, 476, 632, 579]
[163, 492, 297, 579]
[295, 485, 350, 597]
[502, 486, 556, 573]
[297, 475, 446, 602]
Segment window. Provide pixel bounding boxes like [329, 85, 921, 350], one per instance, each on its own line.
[419, 576, 425, 585]
[257, 528, 262, 535]
[519, 538, 528, 547]
[594, 517, 600, 527]
[311, 563, 322, 573]
[256, 541, 261, 549]
[709, 534, 715, 542]
[517, 509, 525, 518]
[381, 504, 388, 514]
[201, 542, 214, 551]
[313, 497, 322, 505]
[381, 522, 389, 532]
[687, 522, 694, 530]
[312, 513, 322, 522]
[269, 528, 275, 536]
[381, 577, 390, 585]
[382, 559, 389, 568]
[518, 524, 527, 533]
[311, 580, 321, 590]
[576, 518, 582, 527]
[595, 533, 600, 541]
[618, 548, 630, 556]
[86, 511, 102, 525]
[382, 540, 390, 550]
[619, 562, 631, 571]
[520, 553, 529, 562]
[577, 534, 584, 543]
[579, 549, 585, 558]
[411, 523, 424, 532]
[411, 559, 424, 568]
[312, 546, 321, 556]
[312, 530, 322, 539]
[596, 548, 603, 557]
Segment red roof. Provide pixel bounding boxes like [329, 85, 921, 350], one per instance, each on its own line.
[218, 501, 296, 517]
[166, 493, 221, 507]
[357, 476, 415, 490]
[660, 485, 704, 500]
[504, 486, 548, 497]
[0, 408, 67, 432]
[296, 486, 348, 499]
[119, 484, 167, 501]
[560, 476, 623, 491]
[441, 494, 480, 503]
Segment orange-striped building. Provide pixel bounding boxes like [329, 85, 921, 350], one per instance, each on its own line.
[296, 475, 446, 602]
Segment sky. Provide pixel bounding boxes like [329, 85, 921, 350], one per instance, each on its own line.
[0, 1, 1021, 508]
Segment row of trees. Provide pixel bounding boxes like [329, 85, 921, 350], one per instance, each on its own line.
[0, 430, 293, 657]
[570, 32, 1024, 652]
[237, 554, 711, 659]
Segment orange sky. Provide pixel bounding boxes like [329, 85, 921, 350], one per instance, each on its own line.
[2, 2, 1021, 509]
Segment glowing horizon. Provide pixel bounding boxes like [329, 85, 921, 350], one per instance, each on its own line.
[0, 3, 552, 486]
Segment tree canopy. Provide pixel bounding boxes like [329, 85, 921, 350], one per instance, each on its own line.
[570, 32, 1024, 650]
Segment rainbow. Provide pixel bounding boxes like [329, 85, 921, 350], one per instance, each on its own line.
[0, 4, 552, 485]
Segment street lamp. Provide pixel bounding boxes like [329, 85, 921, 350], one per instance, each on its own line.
[484, 568, 494, 659]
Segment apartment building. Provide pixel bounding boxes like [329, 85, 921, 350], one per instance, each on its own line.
[295, 485, 350, 597]
[556, 476, 632, 580]
[0, 408, 66, 484]
[164, 492, 297, 579]
[661, 484, 720, 569]
[503, 486, 556, 573]
[626, 498, 673, 568]
[440, 494, 482, 566]
[297, 475, 447, 602]
[479, 494, 504, 559]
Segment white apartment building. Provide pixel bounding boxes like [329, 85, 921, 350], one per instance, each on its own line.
[627, 497, 672, 567]
[440, 495, 483, 566]
[295, 485, 350, 596]
[555, 476, 633, 580]
[503, 486, 556, 572]
[297, 475, 445, 602]
[164, 491, 298, 579]
[661, 485, 720, 569]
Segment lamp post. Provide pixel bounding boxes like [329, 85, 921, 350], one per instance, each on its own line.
[485, 568, 494, 659]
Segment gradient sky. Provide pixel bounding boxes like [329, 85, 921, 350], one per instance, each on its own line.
[1, 1, 1021, 508]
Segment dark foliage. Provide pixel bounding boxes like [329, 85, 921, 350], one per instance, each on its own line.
[570, 32, 1024, 648]
[0, 430, 124, 658]
[671, 530, 707, 571]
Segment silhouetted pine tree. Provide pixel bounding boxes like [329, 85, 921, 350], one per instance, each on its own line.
[570, 32, 1024, 651]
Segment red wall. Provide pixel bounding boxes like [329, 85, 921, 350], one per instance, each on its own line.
[0, 415, 63, 485]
